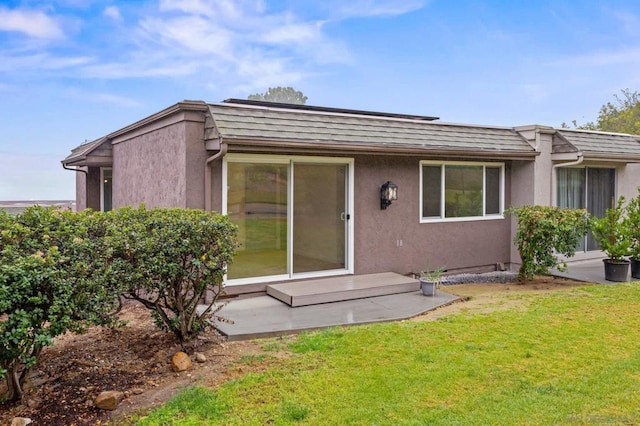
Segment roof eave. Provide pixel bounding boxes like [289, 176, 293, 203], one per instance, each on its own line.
[581, 152, 640, 163]
[221, 137, 539, 160]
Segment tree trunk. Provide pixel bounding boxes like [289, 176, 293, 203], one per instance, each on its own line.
[3, 362, 23, 403]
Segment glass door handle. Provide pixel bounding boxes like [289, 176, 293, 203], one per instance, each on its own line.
[340, 212, 350, 221]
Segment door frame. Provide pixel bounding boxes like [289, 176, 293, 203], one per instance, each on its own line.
[222, 154, 355, 286]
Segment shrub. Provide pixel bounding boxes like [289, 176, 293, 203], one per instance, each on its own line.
[106, 207, 238, 342]
[0, 207, 122, 403]
[592, 196, 631, 262]
[508, 205, 591, 281]
[625, 189, 640, 260]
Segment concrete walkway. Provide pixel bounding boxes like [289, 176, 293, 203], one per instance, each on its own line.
[552, 258, 640, 285]
[213, 258, 637, 341]
[214, 289, 458, 341]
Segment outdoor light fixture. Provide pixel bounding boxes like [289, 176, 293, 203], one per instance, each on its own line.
[380, 181, 398, 209]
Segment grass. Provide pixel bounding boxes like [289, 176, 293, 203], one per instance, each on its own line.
[135, 283, 640, 425]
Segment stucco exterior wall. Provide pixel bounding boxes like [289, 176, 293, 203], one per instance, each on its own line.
[75, 167, 88, 211]
[112, 123, 187, 208]
[617, 163, 640, 200]
[352, 155, 514, 276]
[184, 120, 208, 209]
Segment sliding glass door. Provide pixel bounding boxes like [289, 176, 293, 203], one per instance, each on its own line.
[293, 163, 347, 274]
[226, 163, 288, 279]
[225, 157, 351, 283]
[557, 167, 615, 251]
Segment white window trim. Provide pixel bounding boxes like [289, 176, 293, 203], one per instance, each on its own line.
[100, 167, 112, 212]
[419, 160, 505, 223]
[222, 153, 355, 286]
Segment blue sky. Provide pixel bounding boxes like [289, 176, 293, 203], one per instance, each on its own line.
[1, 0, 639, 200]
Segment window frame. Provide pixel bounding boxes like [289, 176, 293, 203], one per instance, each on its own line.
[100, 167, 112, 212]
[419, 160, 505, 223]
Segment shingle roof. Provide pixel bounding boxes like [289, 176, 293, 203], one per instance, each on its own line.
[207, 102, 536, 156]
[556, 129, 640, 158]
[62, 136, 112, 166]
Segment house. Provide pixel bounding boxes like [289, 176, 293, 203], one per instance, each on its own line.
[62, 99, 640, 295]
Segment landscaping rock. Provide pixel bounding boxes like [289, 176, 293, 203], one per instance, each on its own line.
[11, 418, 32, 426]
[171, 351, 192, 372]
[441, 271, 518, 285]
[195, 352, 207, 363]
[94, 390, 124, 410]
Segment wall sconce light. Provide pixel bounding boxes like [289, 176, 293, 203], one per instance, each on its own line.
[380, 181, 398, 210]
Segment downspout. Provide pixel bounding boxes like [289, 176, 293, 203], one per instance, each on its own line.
[204, 140, 227, 212]
[62, 163, 88, 175]
[551, 153, 584, 206]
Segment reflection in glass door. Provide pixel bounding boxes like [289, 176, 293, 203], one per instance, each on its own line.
[557, 167, 615, 251]
[225, 158, 350, 282]
[293, 163, 347, 274]
[226, 163, 288, 279]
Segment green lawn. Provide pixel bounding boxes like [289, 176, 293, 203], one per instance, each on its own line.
[135, 283, 640, 425]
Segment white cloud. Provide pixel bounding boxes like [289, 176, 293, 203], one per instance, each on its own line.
[260, 20, 325, 45]
[612, 10, 640, 37]
[103, 6, 122, 21]
[139, 16, 234, 57]
[66, 89, 143, 108]
[0, 52, 93, 73]
[0, 7, 65, 40]
[325, 0, 427, 19]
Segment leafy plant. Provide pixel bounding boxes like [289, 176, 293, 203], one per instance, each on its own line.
[107, 207, 238, 342]
[0, 207, 122, 403]
[592, 196, 631, 262]
[508, 205, 591, 281]
[420, 262, 446, 282]
[624, 188, 640, 260]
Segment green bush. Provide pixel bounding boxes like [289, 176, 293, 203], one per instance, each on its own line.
[625, 189, 640, 260]
[508, 205, 591, 281]
[0, 207, 122, 403]
[106, 207, 238, 342]
[1, 206, 237, 403]
[592, 196, 631, 262]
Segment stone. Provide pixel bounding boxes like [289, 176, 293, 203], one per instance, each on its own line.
[95, 390, 125, 410]
[11, 418, 32, 426]
[195, 352, 207, 363]
[132, 387, 144, 395]
[171, 351, 192, 372]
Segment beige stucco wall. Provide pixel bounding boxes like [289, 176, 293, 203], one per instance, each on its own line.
[617, 163, 640, 200]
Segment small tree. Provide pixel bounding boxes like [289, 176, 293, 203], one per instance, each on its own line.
[591, 196, 631, 262]
[107, 207, 238, 342]
[563, 89, 640, 134]
[248, 86, 308, 104]
[508, 205, 591, 282]
[0, 207, 122, 403]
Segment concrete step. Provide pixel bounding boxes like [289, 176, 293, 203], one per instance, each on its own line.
[266, 272, 419, 307]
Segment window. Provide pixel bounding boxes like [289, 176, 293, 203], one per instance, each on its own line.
[556, 167, 615, 251]
[421, 161, 504, 221]
[101, 168, 112, 212]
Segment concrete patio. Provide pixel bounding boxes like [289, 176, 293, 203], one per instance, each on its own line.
[213, 258, 637, 341]
[214, 287, 458, 341]
[552, 258, 640, 285]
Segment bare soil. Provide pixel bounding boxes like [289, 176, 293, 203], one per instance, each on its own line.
[1, 276, 584, 425]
